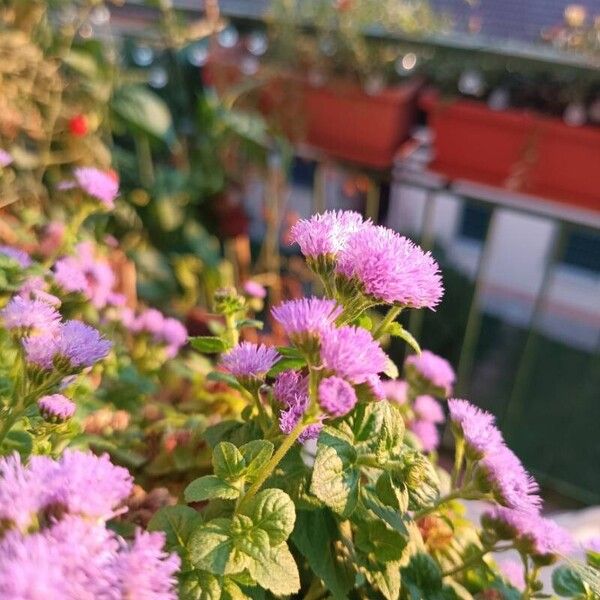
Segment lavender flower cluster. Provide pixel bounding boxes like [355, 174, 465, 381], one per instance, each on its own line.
[0, 451, 178, 599]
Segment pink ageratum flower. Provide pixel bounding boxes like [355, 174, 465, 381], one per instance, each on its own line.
[414, 395, 444, 423]
[0, 149, 13, 167]
[290, 210, 366, 258]
[382, 379, 409, 404]
[320, 325, 388, 385]
[365, 374, 386, 400]
[37, 394, 76, 422]
[478, 444, 541, 513]
[318, 376, 358, 417]
[0, 296, 61, 334]
[117, 530, 180, 599]
[585, 537, 600, 553]
[271, 297, 342, 341]
[243, 280, 267, 299]
[220, 342, 280, 379]
[405, 350, 455, 396]
[273, 370, 308, 407]
[409, 420, 440, 452]
[54, 242, 116, 309]
[336, 223, 443, 308]
[447, 399, 504, 457]
[0, 246, 31, 268]
[484, 507, 573, 558]
[278, 392, 322, 443]
[126, 308, 187, 357]
[73, 167, 119, 209]
[499, 560, 525, 589]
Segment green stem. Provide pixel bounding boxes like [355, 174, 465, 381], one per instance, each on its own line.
[451, 437, 465, 488]
[413, 486, 475, 519]
[240, 417, 307, 506]
[372, 306, 402, 339]
[521, 553, 531, 600]
[224, 313, 239, 348]
[442, 543, 513, 577]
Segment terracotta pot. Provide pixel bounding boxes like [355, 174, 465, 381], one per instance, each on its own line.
[421, 91, 600, 212]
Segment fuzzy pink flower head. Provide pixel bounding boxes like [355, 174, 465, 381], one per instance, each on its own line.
[405, 350, 455, 396]
[0, 149, 13, 168]
[483, 507, 573, 558]
[336, 224, 443, 308]
[409, 420, 440, 452]
[318, 376, 358, 417]
[273, 370, 308, 407]
[55, 320, 112, 370]
[0, 296, 61, 335]
[54, 242, 116, 309]
[320, 325, 388, 385]
[382, 379, 409, 404]
[271, 297, 342, 342]
[117, 530, 180, 600]
[73, 167, 119, 209]
[414, 395, 445, 424]
[478, 445, 541, 513]
[585, 537, 600, 553]
[161, 317, 188, 358]
[447, 399, 504, 457]
[278, 390, 322, 443]
[0, 246, 31, 268]
[37, 394, 76, 422]
[365, 374, 386, 401]
[220, 342, 280, 379]
[290, 210, 366, 258]
[243, 280, 267, 299]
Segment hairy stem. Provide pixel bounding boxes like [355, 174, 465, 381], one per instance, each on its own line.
[372, 305, 402, 339]
[413, 486, 476, 519]
[451, 437, 465, 488]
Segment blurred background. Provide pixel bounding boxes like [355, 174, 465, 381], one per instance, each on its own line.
[2, 0, 599, 505]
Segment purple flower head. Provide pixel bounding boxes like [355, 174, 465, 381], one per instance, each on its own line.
[365, 374, 386, 401]
[0, 149, 13, 168]
[243, 280, 267, 299]
[0, 246, 31, 268]
[499, 560, 525, 589]
[405, 350, 455, 396]
[37, 394, 76, 422]
[55, 320, 112, 370]
[54, 242, 116, 309]
[117, 530, 180, 600]
[448, 399, 504, 457]
[1, 296, 61, 335]
[19, 277, 61, 307]
[318, 376, 358, 417]
[278, 392, 322, 443]
[585, 537, 600, 553]
[22, 332, 57, 370]
[414, 395, 444, 424]
[220, 342, 280, 380]
[161, 318, 188, 358]
[383, 379, 409, 404]
[409, 420, 440, 452]
[483, 507, 573, 558]
[273, 370, 308, 407]
[290, 210, 366, 258]
[478, 445, 541, 513]
[320, 325, 388, 385]
[132, 308, 165, 335]
[336, 224, 443, 308]
[73, 167, 119, 209]
[272, 297, 342, 346]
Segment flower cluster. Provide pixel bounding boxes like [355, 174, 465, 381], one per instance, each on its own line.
[405, 350, 456, 396]
[221, 342, 280, 381]
[290, 211, 443, 310]
[120, 307, 188, 358]
[0, 451, 179, 599]
[61, 167, 119, 209]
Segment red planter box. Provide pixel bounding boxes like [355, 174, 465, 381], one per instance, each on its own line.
[203, 44, 421, 169]
[421, 91, 600, 212]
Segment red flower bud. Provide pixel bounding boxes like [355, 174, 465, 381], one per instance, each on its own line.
[68, 114, 88, 137]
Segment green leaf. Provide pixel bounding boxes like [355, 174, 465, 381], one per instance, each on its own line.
[188, 518, 234, 575]
[179, 571, 222, 600]
[362, 486, 408, 534]
[239, 440, 273, 479]
[383, 357, 400, 379]
[213, 442, 246, 482]
[552, 566, 586, 597]
[249, 544, 300, 596]
[2, 430, 32, 457]
[292, 510, 353, 600]
[356, 314, 373, 330]
[112, 84, 174, 142]
[355, 520, 407, 563]
[401, 553, 445, 599]
[311, 430, 360, 517]
[148, 505, 203, 552]
[366, 561, 402, 600]
[207, 371, 243, 391]
[184, 476, 240, 503]
[276, 346, 304, 359]
[387, 322, 422, 354]
[230, 514, 270, 568]
[241, 488, 295, 546]
[190, 336, 227, 354]
[236, 319, 263, 330]
[266, 356, 306, 377]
